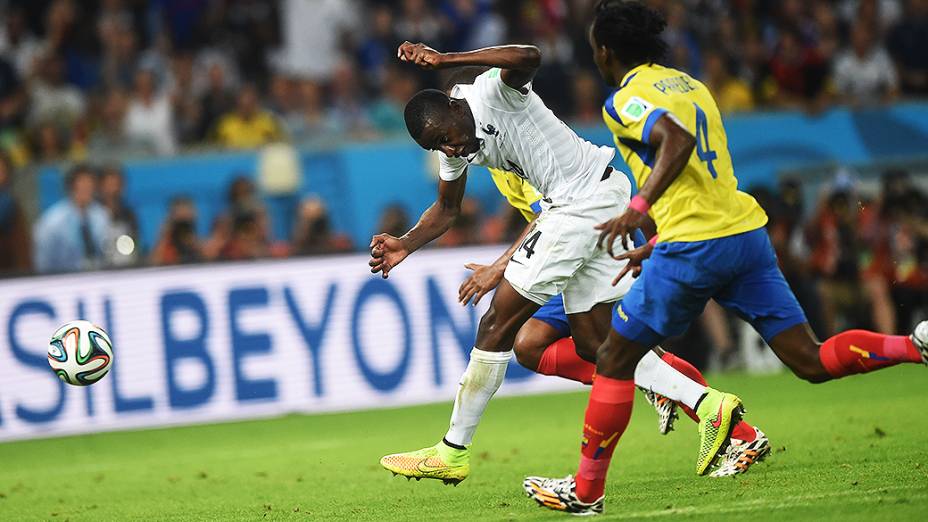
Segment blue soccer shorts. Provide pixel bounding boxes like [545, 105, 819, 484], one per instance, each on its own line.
[612, 227, 808, 347]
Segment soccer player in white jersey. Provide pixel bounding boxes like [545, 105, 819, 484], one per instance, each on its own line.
[370, 41, 741, 485]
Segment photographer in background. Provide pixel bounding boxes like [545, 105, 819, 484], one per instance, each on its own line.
[150, 196, 203, 266]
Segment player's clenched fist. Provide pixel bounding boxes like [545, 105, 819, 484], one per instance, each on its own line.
[397, 41, 444, 69]
[369, 233, 410, 279]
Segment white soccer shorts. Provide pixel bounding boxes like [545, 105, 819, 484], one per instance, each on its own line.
[503, 170, 636, 314]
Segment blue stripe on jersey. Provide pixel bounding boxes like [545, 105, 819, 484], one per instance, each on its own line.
[623, 169, 639, 196]
[604, 94, 624, 126]
[529, 199, 542, 214]
[604, 73, 640, 127]
[618, 137, 656, 168]
[641, 108, 668, 145]
[620, 72, 638, 89]
[632, 229, 647, 248]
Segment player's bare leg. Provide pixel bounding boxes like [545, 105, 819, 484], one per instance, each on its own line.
[513, 319, 566, 373]
[767, 322, 926, 383]
[381, 279, 539, 484]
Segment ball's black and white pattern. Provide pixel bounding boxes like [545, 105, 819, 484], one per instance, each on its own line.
[47, 320, 114, 386]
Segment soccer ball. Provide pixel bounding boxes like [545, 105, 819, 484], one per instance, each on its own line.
[47, 320, 114, 386]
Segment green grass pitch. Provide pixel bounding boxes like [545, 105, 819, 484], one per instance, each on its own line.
[1, 366, 926, 521]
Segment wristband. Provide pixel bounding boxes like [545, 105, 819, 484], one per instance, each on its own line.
[628, 194, 651, 214]
[648, 235, 659, 246]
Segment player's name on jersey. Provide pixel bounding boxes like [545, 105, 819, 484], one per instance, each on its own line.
[652, 75, 697, 95]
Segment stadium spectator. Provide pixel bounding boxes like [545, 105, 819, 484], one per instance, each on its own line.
[0, 153, 30, 274]
[368, 65, 419, 136]
[29, 120, 68, 163]
[86, 88, 140, 162]
[702, 49, 755, 114]
[327, 61, 375, 139]
[27, 53, 85, 130]
[0, 6, 43, 78]
[833, 22, 899, 106]
[0, 54, 26, 133]
[860, 170, 928, 332]
[395, 0, 443, 44]
[356, 4, 400, 88]
[570, 70, 604, 125]
[887, 0, 928, 95]
[168, 52, 202, 146]
[766, 27, 830, 111]
[33, 164, 112, 273]
[375, 203, 410, 239]
[806, 182, 871, 334]
[213, 84, 286, 149]
[218, 209, 269, 261]
[123, 68, 176, 156]
[150, 196, 204, 266]
[292, 196, 353, 256]
[197, 61, 237, 142]
[285, 79, 340, 145]
[98, 164, 138, 241]
[267, 73, 296, 119]
[278, 0, 360, 80]
[97, 6, 139, 91]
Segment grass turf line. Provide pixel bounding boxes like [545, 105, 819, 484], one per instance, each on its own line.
[0, 366, 926, 520]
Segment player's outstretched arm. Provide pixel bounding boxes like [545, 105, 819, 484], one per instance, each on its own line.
[369, 176, 467, 278]
[459, 215, 538, 306]
[397, 41, 540, 90]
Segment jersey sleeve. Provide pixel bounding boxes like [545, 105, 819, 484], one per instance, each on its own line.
[438, 153, 468, 181]
[473, 68, 531, 111]
[602, 86, 669, 146]
[521, 181, 543, 214]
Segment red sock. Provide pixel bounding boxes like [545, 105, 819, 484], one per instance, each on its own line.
[536, 337, 595, 385]
[819, 330, 922, 378]
[575, 376, 634, 502]
[660, 352, 756, 442]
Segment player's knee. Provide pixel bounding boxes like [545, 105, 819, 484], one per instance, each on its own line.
[789, 361, 831, 383]
[594, 342, 639, 379]
[572, 336, 598, 363]
[476, 304, 509, 348]
[773, 336, 831, 383]
[513, 335, 543, 371]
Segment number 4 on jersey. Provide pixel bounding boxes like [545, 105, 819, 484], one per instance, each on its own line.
[693, 103, 718, 179]
[520, 230, 542, 259]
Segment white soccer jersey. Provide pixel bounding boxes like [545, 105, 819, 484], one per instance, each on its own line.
[439, 68, 615, 203]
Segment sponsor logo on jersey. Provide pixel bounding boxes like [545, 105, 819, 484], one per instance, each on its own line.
[620, 96, 652, 122]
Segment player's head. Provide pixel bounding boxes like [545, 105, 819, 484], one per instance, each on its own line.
[589, 0, 668, 85]
[404, 89, 479, 158]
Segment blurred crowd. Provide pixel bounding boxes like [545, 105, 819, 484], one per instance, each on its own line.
[0, 0, 923, 167]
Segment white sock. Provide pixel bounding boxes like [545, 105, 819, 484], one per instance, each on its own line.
[634, 350, 706, 410]
[444, 347, 512, 447]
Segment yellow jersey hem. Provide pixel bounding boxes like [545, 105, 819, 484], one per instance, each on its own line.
[657, 219, 768, 244]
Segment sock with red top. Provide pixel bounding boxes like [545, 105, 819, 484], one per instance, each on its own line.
[536, 337, 595, 385]
[575, 376, 635, 503]
[819, 330, 922, 378]
[660, 351, 756, 442]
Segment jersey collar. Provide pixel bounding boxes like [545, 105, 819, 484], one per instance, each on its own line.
[619, 63, 654, 89]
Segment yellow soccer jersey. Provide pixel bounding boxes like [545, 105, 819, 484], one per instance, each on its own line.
[602, 63, 767, 242]
[488, 168, 543, 222]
